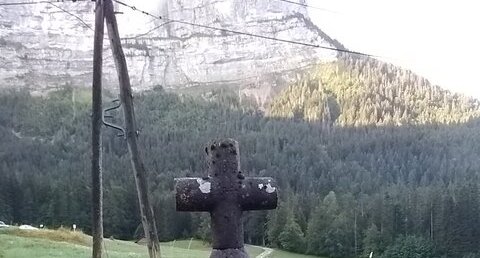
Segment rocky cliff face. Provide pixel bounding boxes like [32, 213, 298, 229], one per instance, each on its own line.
[0, 0, 338, 99]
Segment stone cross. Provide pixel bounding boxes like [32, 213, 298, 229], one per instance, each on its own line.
[175, 139, 278, 258]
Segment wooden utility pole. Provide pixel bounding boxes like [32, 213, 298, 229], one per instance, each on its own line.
[91, 0, 105, 257]
[354, 209, 357, 257]
[430, 203, 434, 241]
[103, 1, 161, 257]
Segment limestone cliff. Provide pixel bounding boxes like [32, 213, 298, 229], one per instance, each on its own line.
[0, 0, 339, 99]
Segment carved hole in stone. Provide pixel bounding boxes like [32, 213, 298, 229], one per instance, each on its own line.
[205, 147, 208, 155]
[220, 142, 228, 148]
[263, 185, 267, 190]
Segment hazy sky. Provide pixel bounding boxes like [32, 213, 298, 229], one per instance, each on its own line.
[307, 0, 480, 97]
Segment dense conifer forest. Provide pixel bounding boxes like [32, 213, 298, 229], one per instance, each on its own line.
[1, 58, 480, 258]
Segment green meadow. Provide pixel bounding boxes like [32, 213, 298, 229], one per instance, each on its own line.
[0, 228, 324, 258]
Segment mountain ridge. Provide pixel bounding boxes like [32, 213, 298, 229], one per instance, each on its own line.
[0, 0, 337, 93]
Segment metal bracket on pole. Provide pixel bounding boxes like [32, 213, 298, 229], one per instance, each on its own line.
[102, 99, 126, 138]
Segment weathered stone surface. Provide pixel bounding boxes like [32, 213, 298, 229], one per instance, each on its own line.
[175, 139, 278, 257]
[0, 0, 338, 97]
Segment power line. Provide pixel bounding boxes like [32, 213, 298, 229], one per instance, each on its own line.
[0, 1, 51, 6]
[122, 21, 172, 40]
[1, 1, 93, 31]
[2, 0, 378, 58]
[276, 0, 339, 14]
[113, 0, 377, 58]
[0, 0, 87, 6]
[113, 0, 162, 19]
[48, 2, 93, 31]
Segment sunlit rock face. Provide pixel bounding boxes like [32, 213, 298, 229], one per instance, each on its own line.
[0, 0, 338, 98]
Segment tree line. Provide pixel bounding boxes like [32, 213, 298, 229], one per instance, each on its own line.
[1, 58, 480, 258]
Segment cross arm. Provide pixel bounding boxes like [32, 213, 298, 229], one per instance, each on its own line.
[239, 177, 278, 211]
[175, 177, 215, 212]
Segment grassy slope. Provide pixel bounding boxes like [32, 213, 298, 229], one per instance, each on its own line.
[0, 228, 325, 258]
[270, 249, 325, 258]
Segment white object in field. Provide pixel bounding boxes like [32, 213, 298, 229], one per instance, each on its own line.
[19, 225, 39, 230]
[370, 251, 374, 258]
[0, 221, 9, 228]
[40, 224, 44, 228]
[73, 224, 76, 231]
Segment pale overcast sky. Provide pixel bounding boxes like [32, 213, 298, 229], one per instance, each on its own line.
[307, 0, 480, 98]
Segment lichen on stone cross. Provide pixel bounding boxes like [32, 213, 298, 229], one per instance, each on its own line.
[175, 139, 278, 258]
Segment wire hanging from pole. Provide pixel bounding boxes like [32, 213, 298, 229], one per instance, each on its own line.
[0, 0, 88, 6]
[112, 0, 380, 58]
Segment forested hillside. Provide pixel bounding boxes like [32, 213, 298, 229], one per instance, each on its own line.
[269, 57, 480, 126]
[1, 59, 480, 258]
